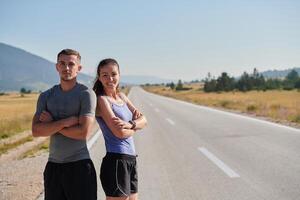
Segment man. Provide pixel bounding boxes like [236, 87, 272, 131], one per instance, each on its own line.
[32, 49, 97, 200]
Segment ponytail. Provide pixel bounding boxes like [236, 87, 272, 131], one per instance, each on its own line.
[93, 78, 104, 96]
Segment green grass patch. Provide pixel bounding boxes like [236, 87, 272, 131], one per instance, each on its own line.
[270, 104, 281, 110]
[0, 115, 33, 139]
[292, 115, 300, 123]
[0, 135, 33, 155]
[219, 100, 231, 108]
[247, 104, 258, 112]
[20, 139, 49, 159]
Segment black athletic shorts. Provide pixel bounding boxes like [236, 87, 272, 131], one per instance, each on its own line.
[43, 159, 97, 200]
[100, 152, 138, 197]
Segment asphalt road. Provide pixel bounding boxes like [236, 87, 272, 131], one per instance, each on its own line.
[94, 87, 300, 200]
[41, 86, 300, 200]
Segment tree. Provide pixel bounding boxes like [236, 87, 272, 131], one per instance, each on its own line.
[175, 80, 183, 90]
[166, 82, 175, 90]
[265, 78, 282, 90]
[20, 87, 31, 94]
[203, 72, 217, 92]
[286, 69, 299, 82]
[20, 88, 27, 94]
[216, 72, 235, 92]
[204, 79, 217, 92]
[283, 69, 299, 90]
[251, 68, 266, 90]
[295, 78, 300, 90]
[237, 72, 251, 91]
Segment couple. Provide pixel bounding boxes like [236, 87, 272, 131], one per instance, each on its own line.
[32, 49, 147, 200]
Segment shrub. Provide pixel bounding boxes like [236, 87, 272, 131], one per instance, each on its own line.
[292, 115, 300, 123]
[220, 100, 231, 108]
[247, 104, 258, 112]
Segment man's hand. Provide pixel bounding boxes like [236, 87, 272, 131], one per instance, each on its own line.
[62, 116, 79, 127]
[39, 111, 78, 128]
[39, 111, 53, 122]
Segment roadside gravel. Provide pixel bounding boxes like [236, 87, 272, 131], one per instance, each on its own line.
[0, 152, 47, 200]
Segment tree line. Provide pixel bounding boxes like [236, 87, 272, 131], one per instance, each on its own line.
[203, 68, 300, 92]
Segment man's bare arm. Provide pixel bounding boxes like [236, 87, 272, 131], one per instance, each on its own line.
[59, 116, 95, 140]
[32, 114, 78, 137]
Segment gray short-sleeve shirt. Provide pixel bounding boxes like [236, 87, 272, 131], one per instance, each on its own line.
[35, 83, 96, 163]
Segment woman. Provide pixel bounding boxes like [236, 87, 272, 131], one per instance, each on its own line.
[93, 58, 147, 200]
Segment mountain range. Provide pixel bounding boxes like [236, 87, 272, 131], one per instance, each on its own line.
[0, 43, 93, 91]
[0, 42, 299, 91]
[260, 68, 300, 79]
[0, 43, 171, 91]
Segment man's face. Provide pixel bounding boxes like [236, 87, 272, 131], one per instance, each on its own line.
[56, 54, 81, 81]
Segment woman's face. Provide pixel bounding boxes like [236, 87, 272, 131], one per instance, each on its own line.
[98, 64, 120, 91]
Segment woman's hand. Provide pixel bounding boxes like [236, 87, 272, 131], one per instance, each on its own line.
[39, 111, 53, 122]
[132, 109, 142, 120]
[112, 117, 132, 130]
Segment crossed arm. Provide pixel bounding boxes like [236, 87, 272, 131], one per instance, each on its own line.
[120, 93, 147, 131]
[97, 94, 147, 139]
[32, 111, 94, 140]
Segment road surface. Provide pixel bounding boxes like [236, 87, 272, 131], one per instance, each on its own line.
[42, 86, 300, 200]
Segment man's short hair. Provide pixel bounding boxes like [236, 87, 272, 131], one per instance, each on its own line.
[57, 49, 81, 63]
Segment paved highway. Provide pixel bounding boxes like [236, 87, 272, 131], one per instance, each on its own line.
[87, 86, 300, 199]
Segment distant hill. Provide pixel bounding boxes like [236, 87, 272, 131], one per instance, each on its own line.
[0, 43, 94, 92]
[0, 43, 174, 91]
[261, 68, 300, 79]
[121, 75, 174, 85]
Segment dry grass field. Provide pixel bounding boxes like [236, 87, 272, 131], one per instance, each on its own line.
[0, 93, 38, 139]
[143, 84, 300, 126]
[0, 87, 131, 156]
[0, 86, 130, 139]
[0, 85, 130, 141]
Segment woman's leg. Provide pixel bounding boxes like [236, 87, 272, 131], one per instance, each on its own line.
[129, 193, 138, 200]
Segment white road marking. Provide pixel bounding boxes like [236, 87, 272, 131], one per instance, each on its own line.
[155, 108, 160, 112]
[198, 147, 240, 178]
[87, 129, 101, 149]
[146, 91, 300, 133]
[166, 118, 175, 125]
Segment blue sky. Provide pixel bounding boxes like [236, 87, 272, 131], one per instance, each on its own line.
[1, 0, 300, 81]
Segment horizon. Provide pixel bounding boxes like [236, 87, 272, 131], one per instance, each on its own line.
[1, 0, 300, 81]
[1, 41, 300, 84]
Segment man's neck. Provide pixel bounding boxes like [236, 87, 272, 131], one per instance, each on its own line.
[60, 79, 77, 91]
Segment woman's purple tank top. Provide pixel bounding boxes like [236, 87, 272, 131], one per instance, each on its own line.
[96, 98, 136, 156]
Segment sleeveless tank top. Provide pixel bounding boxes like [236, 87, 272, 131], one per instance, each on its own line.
[96, 97, 136, 156]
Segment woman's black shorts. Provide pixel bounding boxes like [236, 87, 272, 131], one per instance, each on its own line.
[100, 152, 138, 197]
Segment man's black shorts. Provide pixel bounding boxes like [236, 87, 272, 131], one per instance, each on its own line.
[43, 159, 97, 200]
[100, 152, 138, 197]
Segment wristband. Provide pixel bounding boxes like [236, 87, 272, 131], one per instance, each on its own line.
[129, 120, 136, 130]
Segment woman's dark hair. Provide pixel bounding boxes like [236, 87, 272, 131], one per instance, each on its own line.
[93, 58, 120, 96]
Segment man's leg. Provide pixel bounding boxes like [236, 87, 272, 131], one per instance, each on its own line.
[62, 159, 97, 200]
[44, 162, 66, 200]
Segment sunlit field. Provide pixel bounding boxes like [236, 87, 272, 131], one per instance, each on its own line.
[0, 86, 130, 140]
[0, 93, 38, 139]
[143, 84, 300, 126]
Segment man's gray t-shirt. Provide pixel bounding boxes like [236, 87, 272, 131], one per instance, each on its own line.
[35, 83, 96, 163]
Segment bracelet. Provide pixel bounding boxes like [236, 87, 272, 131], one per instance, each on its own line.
[129, 120, 136, 130]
